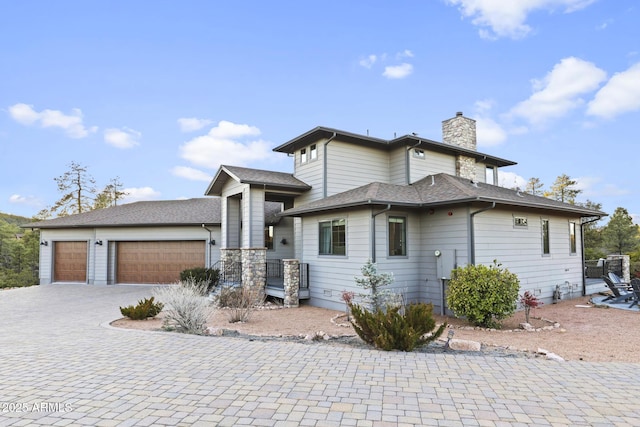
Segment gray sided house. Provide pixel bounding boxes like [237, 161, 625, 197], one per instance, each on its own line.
[24, 198, 290, 285]
[26, 112, 606, 312]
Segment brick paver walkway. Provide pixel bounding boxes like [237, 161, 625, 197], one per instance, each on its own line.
[1, 284, 639, 426]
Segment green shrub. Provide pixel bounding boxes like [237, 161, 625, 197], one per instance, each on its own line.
[349, 302, 446, 351]
[446, 260, 520, 328]
[0, 269, 39, 288]
[120, 297, 164, 320]
[179, 267, 220, 294]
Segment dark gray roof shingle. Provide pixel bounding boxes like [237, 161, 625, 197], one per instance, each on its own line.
[281, 174, 606, 217]
[23, 198, 284, 229]
[205, 165, 310, 196]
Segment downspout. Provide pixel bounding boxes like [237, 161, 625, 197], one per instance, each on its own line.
[371, 204, 392, 262]
[580, 216, 602, 296]
[323, 132, 337, 198]
[405, 141, 422, 185]
[469, 202, 496, 265]
[202, 224, 214, 267]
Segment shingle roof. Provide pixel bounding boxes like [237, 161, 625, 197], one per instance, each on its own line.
[271, 126, 516, 167]
[281, 174, 607, 218]
[23, 198, 284, 229]
[205, 165, 311, 196]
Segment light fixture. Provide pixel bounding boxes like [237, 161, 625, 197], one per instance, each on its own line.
[95, 240, 103, 246]
[40, 241, 48, 246]
[210, 239, 216, 246]
[280, 238, 287, 245]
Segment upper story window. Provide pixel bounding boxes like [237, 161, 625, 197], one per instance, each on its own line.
[541, 219, 550, 255]
[486, 166, 496, 185]
[388, 216, 406, 256]
[264, 226, 274, 250]
[310, 144, 317, 160]
[412, 148, 425, 159]
[569, 222, 577, 254]
[319, 219, 346, 255]
[300, 148, 307, 164]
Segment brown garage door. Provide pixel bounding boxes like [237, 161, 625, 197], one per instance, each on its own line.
[54, 241, 88, 282]
[116, 241, 205, 284]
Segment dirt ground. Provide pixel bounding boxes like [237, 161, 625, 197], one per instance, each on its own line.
[111, 294, 640, 363]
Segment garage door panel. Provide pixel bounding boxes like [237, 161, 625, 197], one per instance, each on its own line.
[116, 241, 205, 284]
[54, 241, 88, 282]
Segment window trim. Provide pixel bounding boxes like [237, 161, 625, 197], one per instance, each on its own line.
[569, 221, 577, 254]
[486, 166, 496, 185]
[310, 144, 317, 161]
[300, 147, 307, 164]
[264, 225, 274, 251]
[318, 219, 346, 256]
[541, 218, 550, 256]
[388, 215, 407, 257]
[513, 215, 528, 228]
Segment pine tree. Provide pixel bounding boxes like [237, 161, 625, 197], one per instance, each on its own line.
[602, 207, 639, 255]
[544, 174, 581, 204]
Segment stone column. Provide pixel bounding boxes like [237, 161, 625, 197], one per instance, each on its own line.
[220, 248, 241, 283]
[607, 254, 630, 282]
[241, 248, 266, 301]
[283, 259, 300, 308]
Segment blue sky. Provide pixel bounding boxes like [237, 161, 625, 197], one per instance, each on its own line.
[1, 0, 639, 224]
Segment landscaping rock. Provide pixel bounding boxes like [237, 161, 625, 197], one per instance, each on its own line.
[448, 339, 481, 351]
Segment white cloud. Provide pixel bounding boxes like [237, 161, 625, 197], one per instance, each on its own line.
[473, 99, 507, 146]
[7, 103, 97, 138]
[446, 0, 596, 39]
[8, 194, 42, 208]
[476, 116, 507, 147]
[509, 57, 607, 125]
[587, 62, 640, 119]
[177, 117, 213, 132]
[103, 127, 141, 149]
[121, 187, 161, 203]
[359, 54, 378, 69]
[497, 171, 528, 189]
[397, 49, 414, 59]
[382, 63, 413, 79]
[171, 166, 212, 182]
[179, 120, 274, 169]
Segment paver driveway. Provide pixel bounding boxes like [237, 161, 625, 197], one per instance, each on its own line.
[1, 284, 639, 426]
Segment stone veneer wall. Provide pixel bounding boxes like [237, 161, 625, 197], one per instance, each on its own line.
[443, 112, 478, 181]
[456, 156, 477, 181]
[283, 259, 300, 308]
[607, 254, 630, 283]
[220, 248, 241, 279]
[442, 112, 477, 150]
[241, 248, 266, 300]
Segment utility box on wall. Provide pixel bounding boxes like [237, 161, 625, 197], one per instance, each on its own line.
[435, 250, 456, 316]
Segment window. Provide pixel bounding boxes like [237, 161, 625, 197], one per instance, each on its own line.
[412, 148, 425, 159]
[514, 216, 528, 227]
[541, 219, 550, 255]
[310, 144, 317, 160]
[388, 216, 406, 256]
[264, 226, 274, 250]
[569, 222, 577, 254]
[319, 219, 346, 255]
[486, 166, 496, 185]
[300, 148, 307, 163]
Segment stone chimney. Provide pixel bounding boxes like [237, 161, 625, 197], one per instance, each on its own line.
[442, 112, 477, 181]
[442, 112, 477, 150]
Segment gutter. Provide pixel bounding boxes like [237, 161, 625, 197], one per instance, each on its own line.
[323, 132, 337, 198]
[371, 204, 392, 262]
[580, 216, 603, 296]
[405, 140, 422, 185]
[469, 202, 496, 265]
